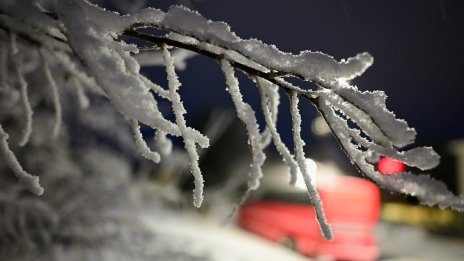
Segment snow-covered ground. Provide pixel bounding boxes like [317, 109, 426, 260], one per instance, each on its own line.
[34, 205, 309, 261]
[139, 208, 310, 261]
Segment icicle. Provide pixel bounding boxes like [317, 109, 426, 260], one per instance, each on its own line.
[0, 123, 44, 196]
[9, 36, 33, 147]
[221, 59, 265, 191]
[39, 48, 62, 138]
[162, 44, 205, 207]
[257, 78, 299, 185]
[290, 91, 333, 240]
[130, 119, 161, 163]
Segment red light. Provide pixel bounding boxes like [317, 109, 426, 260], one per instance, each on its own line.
[378, 157, 406, 175]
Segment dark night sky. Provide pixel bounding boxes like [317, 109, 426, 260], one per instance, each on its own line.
[149, 0, 464, 149]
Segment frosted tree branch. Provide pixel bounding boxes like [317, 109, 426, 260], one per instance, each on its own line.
[39, 48, 62, 138]
[220, 59, 265, 191]
[162, 43, 205, 207]
[0, 0, 462, 242]
[257, 77, 279, 149]
[71, 77, 90, 109]
[290, 91, 332, 240]
[256, 77, 299, 186]
[0, 123, 44, 196]
[10, 35, 33, 147]
[130, 118, 161, 163]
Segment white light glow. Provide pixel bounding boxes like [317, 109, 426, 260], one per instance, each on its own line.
[295, 158, 318, 189]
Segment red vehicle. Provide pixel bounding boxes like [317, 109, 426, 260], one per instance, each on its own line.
[238, 175, 381, 261]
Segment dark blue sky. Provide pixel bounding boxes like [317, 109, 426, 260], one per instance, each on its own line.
[149, 0, 464, 147]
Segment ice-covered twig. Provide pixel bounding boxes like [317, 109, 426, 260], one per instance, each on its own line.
[139, 75, 170, 100]
[257, 77, 279, 149]
[51, 50, 104, 96]
[220, 59, 267, 217]
[316, 92, 463, 211]
[39, 48, 62, 138]
[0, 43, 9, 91]
[130, 119, 161, 163]
[333, 86, 416, 148]
[290, 91, 332, 240]
[57, 0, 209, 148]
[71, 77, 90, 109]
[0, 123, 44, 196]
[221, 59, 265, 191]
[1, 0, 461, 242]
[162, 44, 206, 207]
[130, 6, 373, 83]
[154, 130, 172, 157]
[256, 77, 299, 185]
[10, 35, 33, 147]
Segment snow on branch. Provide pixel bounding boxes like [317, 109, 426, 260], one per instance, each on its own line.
[0, 123, 43, 196]
[39, 48, 62, 138]
[220, 59, 265, 191]
[130, 119, 161, 163]
[10, 34, 33, 147]
[256, 78, 299, 186]
[0, 0, 462, 242]
[162, 43, 206, 207]
[290, 91, 332, 240]
[315, 88, 462, 210]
